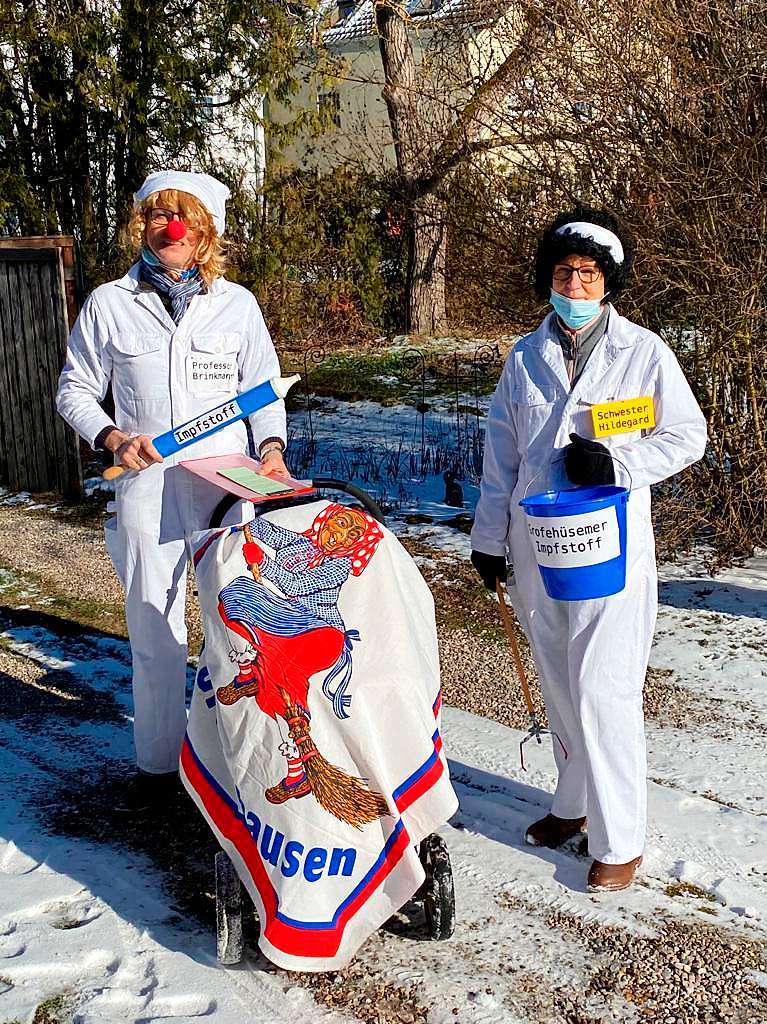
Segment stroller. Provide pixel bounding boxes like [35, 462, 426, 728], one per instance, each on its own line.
[204, 477, 456, 966]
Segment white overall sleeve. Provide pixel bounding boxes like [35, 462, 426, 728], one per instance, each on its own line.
[470, 364, 520, 556]
[612, 346, 707, 490]
[239, 297, 287, 452]
[56, 293, 116, 449]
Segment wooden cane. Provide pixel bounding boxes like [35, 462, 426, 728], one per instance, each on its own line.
[495, 579, 568, 769]
[495, 580, 536, 716]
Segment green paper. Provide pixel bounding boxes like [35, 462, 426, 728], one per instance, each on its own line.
[217, 466, 293, 495]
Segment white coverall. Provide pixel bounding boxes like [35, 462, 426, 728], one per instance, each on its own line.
[471, 308, 707, 863]
[57, 264, 286, 774]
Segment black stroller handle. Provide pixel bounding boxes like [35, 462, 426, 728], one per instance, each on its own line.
[208, 476, 385, 530]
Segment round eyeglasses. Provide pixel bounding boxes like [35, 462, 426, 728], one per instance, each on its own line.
[553, 265, 602, 284]
[147, 208, 183, 226]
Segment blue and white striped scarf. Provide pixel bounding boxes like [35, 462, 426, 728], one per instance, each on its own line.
[139, 247, 204, 325]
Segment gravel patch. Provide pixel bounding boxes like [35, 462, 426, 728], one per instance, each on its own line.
[0, 505, 123, 610]
[498, 892, 767, 1023]
[439, 626, 544, 728]
[0, 503, 757, 742]
[289, 969, 429, 1023]
[0, 503, 204, 646]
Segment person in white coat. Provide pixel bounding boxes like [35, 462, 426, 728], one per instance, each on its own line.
[471, 207, 707, 891]
[57, 171, 288, 812]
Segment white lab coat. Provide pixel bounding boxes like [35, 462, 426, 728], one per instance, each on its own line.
[472, 308, 707, 862]
[57, 264, 286, 773]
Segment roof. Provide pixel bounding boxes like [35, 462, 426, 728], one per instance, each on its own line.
[323, 0, 503, 46]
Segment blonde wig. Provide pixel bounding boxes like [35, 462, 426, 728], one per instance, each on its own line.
[128, 188, 227, 286]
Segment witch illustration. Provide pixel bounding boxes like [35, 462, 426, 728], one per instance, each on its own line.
[215, 504, 390, 828]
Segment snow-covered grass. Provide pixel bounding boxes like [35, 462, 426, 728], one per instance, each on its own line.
[283, 397, 485, 523]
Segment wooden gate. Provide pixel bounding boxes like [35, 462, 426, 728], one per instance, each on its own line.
[0, 237, 81, 498]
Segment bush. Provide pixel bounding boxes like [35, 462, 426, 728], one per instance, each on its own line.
[227, 169, 406, 346]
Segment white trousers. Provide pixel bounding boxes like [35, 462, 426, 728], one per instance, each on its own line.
[106, 464, 249, 774]
[509, 514, 657, 864]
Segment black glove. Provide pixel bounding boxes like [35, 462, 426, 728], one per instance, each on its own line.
[471, 550, 508, 591]
[563, 433, 615, 486]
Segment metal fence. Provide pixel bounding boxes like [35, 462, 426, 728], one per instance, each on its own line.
[290, 343, 503, 507]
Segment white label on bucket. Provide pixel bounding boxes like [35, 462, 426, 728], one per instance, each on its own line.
[525, 506, 620, 569]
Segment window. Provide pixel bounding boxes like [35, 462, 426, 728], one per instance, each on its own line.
[506, 77, 538, 118]
[338, 0, 355, 19]
[318, 90, 341, 128]
[572, 90, 593, 120]
[199, 94, 227, 126]
[408, 0, 441, 15]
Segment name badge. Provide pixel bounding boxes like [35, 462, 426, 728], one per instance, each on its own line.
[187, 353, 238, 395]
[591, 396, 655, 438]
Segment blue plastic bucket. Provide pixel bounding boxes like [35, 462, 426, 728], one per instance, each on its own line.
[519, 484, 629, 601]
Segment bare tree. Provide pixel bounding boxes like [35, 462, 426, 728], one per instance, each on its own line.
[373, 0, 552, 334]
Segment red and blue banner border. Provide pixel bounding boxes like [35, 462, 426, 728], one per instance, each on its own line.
[181, 691, 444, 958]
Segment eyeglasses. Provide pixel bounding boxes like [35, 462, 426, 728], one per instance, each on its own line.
[553, 265, 602, 284]
[147, 208, 183, 226]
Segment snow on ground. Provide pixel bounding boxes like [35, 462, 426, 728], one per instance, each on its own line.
[0, 533, 765, 1021]
[0, 746, 356, 1024]
[446, 709, 767, 927]
[3, 389, 767, 1020]
[286, 397, 485, 521]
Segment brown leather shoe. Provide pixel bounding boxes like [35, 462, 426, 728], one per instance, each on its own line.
[525, 813, 587, 849]
[587, 855, 643, 892]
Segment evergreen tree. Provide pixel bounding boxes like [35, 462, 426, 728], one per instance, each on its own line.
[0, 0, 325, 286]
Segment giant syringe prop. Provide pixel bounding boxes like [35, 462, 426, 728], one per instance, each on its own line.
[102, 374, 300, 481]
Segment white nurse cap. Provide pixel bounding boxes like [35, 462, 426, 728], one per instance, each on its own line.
[133, 171, 230, 235]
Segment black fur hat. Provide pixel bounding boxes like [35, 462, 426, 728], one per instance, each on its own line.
[534, 206, 634, 301]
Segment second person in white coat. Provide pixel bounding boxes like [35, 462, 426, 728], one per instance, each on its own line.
[471, 207, 707, 891]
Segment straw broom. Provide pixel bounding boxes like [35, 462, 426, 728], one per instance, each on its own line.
[281, 689, 389, 829]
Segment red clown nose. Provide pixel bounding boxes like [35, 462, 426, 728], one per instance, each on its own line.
[165, 218, 187, 241]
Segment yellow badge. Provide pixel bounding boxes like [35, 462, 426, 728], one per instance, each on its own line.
[591, 396, 655, 438]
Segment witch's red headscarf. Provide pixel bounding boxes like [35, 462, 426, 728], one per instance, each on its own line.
[303, 504, 384, 576]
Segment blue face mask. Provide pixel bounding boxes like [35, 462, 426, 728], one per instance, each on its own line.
[141, 245, 198, 281]
[549, 289, 606, 330]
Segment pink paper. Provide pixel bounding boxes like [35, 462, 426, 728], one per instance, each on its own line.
[180, 453, 313, 503]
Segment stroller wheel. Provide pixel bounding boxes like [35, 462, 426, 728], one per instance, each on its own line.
[418, 834, 455, 941]
[215, 851, 244, 965]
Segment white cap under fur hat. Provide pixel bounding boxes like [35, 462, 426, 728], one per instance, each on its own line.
[133, 171, 230, 234]
[554, 221, 625, 264]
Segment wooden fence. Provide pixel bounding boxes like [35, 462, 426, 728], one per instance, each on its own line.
[0, 237, 81, 498]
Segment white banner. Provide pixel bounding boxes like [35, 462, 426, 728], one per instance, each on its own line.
[182, 500, 458, 971]
[526, 505, 621, 569]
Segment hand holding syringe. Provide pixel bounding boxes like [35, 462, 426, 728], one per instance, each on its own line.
[102, 375, 300, 480]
